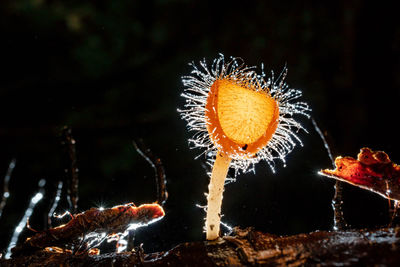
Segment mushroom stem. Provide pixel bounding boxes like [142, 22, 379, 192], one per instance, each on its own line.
[205, 151, 232, 240]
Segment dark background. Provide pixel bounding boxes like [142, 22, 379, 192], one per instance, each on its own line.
[0, 0, 399, 254]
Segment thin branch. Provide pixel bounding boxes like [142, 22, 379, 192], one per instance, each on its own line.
[312, 118, 347, 230]
[61, 126, 79, 214]
[0, 158, 16, 219]
[389, 201, 400, 227]
[5, 179, 46, 259]
[132, 139, 168, 206]
[331, 181, 346, 230]
[126, 231, 135, 252]
[47, 181, 63, 228]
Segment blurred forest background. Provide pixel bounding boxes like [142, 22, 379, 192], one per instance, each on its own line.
[0, 0, 399, 254]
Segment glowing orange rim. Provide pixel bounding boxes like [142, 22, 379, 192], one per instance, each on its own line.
[205, 79, 280, 158]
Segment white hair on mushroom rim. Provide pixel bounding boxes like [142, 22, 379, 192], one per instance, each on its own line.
[179, 54, 310, 175]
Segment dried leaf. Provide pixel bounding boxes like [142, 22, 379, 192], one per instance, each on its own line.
[320, 147, 400, 201]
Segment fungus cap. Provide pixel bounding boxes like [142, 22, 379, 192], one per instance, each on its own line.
[179, 54, 310, 174]
[205, 79, 279, 158]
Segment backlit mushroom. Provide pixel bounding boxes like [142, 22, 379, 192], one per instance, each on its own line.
[179, 55, 310, 240]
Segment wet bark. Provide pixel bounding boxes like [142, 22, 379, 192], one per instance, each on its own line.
[2, 227, 400, 266]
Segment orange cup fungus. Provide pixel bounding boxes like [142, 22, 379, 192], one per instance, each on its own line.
[179, 54, 310, 240]
[205, 79, 280, 158]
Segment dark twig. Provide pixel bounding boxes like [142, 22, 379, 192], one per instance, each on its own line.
[126, 231, 136, 252]
[0, 158, 16, 219]
[312, 118, 347, 230]
[331, 181, 346, 230]
[47, 181, 63, 228]
[5, 179, 46, 258]
[389, 201, 400, 227]
[132, 139, 168, 206]
[134, 244, 145, 265]
[61, 126, 79, 214]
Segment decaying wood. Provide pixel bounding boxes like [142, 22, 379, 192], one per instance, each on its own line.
[320, 147, 400, 201]
[3, 227, 400, 266]
[10, 203, 165, 258]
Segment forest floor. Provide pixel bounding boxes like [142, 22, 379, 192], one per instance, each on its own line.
[2, 226, 400, 266]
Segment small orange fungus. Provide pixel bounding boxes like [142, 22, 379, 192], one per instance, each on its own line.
[205, 79, 279, 157]
[179, 54, 310, 240]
